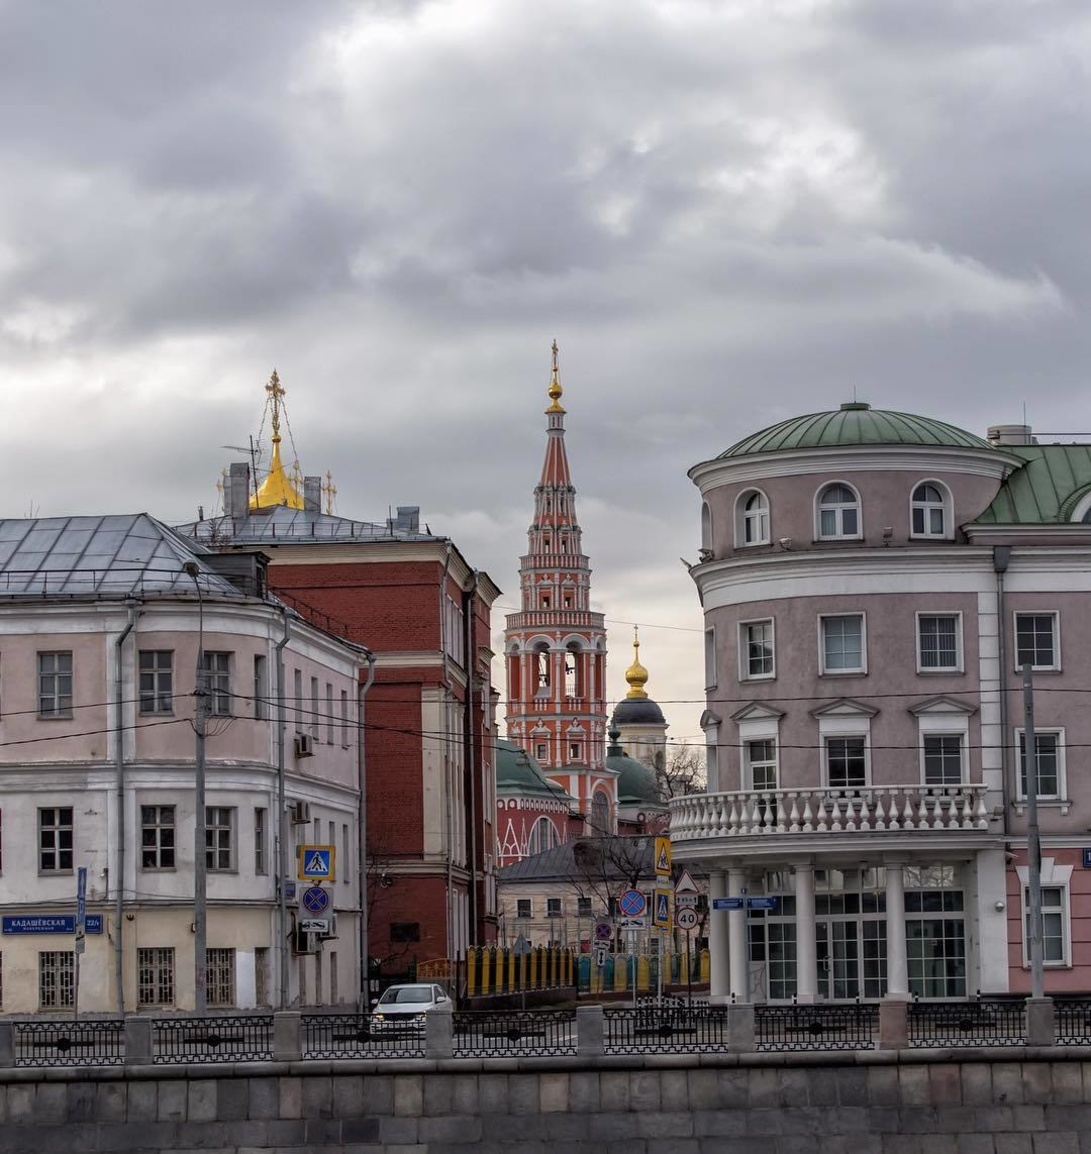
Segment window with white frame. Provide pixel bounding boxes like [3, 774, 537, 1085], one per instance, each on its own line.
[825, 736, 867, 789]
[1014, 613, 1059, 671]
[746, 739, 778, 792]
[205, 806, 236, 871]
[1017, 729, 1065, 800]
[39, 807, 73, 873]
[740, 619, 775, 680]
[254, 808, 267, 875]
[737, 490, 770, 546]
[138, 947, 175, 1007]
[547, 897, 562, 918]
[911, 482, 948, 538]
[200, 652, 232, 716]
[534, 742, 547, 761]
[917, 613, 962, 672]
[817, 483, 861, 539]
[1024, 885, 1069, 966]
[141, 805, 176, 870]
[820, 614, 866, 674]
[139, 650, 173, 714]
[577, 896, 593, 916]
[923, 735, 964, 786]
[38, 651, 73, 718]
[253, 655, 267, 720]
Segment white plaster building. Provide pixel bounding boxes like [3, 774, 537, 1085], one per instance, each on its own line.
[672, 405, 1091, 1003]
[0, 514, 363, 1013]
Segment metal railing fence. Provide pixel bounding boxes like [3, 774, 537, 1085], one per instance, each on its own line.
[754, 1003, 878, 1051]
[301, 1012, 425, 1059]
[453, 1009, 577, 1057]
[14, 1019, 125, 1067]
[907, 998, 1026, 1048]
[152, 1015, 275, 1064]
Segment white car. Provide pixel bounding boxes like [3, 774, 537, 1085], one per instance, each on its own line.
[369, 983, 453, 1034]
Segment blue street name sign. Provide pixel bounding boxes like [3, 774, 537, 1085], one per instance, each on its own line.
[712, 897, 744, 910]
[3, 915, 104, 935]
[747, 897, 779, 911]
[1083, 848, 1091, 869]
[711, 897, 779, 911]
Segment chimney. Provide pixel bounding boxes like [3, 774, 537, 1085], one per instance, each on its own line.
[304, 475, 322, 513]
[396, 506, 420, 534]
[987, 424, 1037, 446]
[227, 463, 251, 520]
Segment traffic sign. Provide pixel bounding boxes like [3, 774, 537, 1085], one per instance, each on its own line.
[618, 889, 647, 918]
[297, 845, 335, 881]
[594, 945, 608, 967]
[676, 907, 699, 931]
[653, 887, 672, 929]
[300, 918, 330, 935]
[654, 836, 672, 877]
[712, 897, 744, 910]
[747, 897, 779, 911]
[75, 867, 87, 956]
[674, 868, 699, 895]
[594, 921, 613, 942]
[301, 886, 330, 914]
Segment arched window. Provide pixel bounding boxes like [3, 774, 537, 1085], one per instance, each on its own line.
[817, 483, 861, 539]
[533, 644, 551, 693]
[527, 816, 558, 857]
[591, 790, 611, 834]
[735, 490, 769, 546]
[564, 643, 583, 698]
[701, 502, 713, 550]
[911, 482, 948, 538]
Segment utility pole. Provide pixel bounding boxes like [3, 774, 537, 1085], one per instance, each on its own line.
[185, 562, 209, 1014]
[1022, 663, 1044, 1000]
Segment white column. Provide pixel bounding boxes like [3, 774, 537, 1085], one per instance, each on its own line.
[794, 863, 818, 1004]
[728, 867, 748, 1002]
[885, 861, 909, 1000]
[708, 870, 730, 1003]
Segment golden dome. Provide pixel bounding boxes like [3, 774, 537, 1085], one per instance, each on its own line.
[546, 339, 566, 414]
[250, 370, 304, 511]
[624, 627, 649, 700]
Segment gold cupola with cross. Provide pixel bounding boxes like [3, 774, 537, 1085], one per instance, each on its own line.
[250, 370, 305, 510]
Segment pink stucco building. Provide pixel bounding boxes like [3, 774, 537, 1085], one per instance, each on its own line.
[672, 405, 1091, 1002]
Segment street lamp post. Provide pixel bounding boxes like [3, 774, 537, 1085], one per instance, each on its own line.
[184, 562, 208, 1014]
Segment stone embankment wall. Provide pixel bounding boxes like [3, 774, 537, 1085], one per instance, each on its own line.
[0, 1052, 1089, 1153]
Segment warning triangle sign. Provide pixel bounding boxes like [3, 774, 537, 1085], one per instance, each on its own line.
[654, 835, 671, 876]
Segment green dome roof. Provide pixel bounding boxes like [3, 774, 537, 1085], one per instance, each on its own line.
[720, 403, 993, 458]
[605, 729, 663, 808]
[495, 739, 570, 798]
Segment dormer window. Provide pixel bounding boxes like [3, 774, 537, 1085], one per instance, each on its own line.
[817, 483, 861, 539]
[911, 482, 949, 538]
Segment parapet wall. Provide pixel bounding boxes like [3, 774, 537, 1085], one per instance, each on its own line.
[0, 1050, 1089, 1153]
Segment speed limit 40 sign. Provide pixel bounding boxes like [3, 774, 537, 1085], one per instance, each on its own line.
[676, 907, 699, 931]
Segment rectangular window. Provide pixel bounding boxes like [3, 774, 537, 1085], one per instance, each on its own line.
[39, 807, 73, 873]
[294, 669, 303, 729]
[390, 921, 420, 943]
[923, 735, 963, 786]
[917, 614, 961, 672]
[325, 683, 334, 745]
[137, 947, 175, 1007]
[820, 615, 865, 674]
[1017, 730, 1064, 800]
[206, 947, 235, 1007]
[205, 806, 235, 871]
[200, 652, 232, 716]
[746, 739, 778, 791]
[1015, 612, 1059, 671]
[341, 823, 350, 886]
[254, 808, 267, 875]
[39, 951, 74, 1009]
[141, 805, 176, 870]
[340, 689, 349, 748]
[1025, 886, 1068, 966]
[704, 628, 717, 689]
[826, 737, 867, 789]
[516, 899, 532, 919]
[740, 620, 775, 680]
[310, 677, 320, 739]
[535, 743, 547, 761]
[38, 651, 73, 718]
[547, 897, 562, 917]
[577, 896, 593, 916]
[253, 655, 267, 720]
[138, 650, 173, 713]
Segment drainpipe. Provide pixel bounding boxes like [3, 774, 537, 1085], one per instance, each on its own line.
[438, 542, 455, 959]
[356, 648, 376, 1011]
[275, 608, 292, 1009]
[113, 600, 139, 1016]
[462, 574, 479, 941]
[993, 546, 1011, 835]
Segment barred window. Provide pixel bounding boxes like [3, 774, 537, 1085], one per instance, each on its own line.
[138, 947, 175, 1007]
[206, 947, 235, 1008]
[141, 805, 175, 870]
[39, 950, 74, 1009]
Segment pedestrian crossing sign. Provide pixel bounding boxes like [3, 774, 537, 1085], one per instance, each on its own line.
[653, 886, 672, 929]
[297, 845, 335, 882]
[654, 836, 672, 877]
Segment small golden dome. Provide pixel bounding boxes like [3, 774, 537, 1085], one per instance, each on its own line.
[546, 339, 566, 414]
[624, 627, 649, 700]
[250, 369, 304, 511]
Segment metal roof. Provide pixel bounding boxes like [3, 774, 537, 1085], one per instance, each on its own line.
[719, 403, 994, 458]
[176, 506, 442, 547]
[0, 514, 242, 598]
[973, 445, 1091, 524]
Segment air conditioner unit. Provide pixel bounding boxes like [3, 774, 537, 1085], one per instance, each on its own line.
[294, 732, 315, 758]
[317, 914, 338, 941]
[290, 925, 317, 955]
[289, 800, 311, 825]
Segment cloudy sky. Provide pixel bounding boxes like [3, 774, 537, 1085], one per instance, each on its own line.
[3, 0, 1090, 752]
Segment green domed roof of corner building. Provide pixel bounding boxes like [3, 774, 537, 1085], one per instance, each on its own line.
[495, 739, 570, 798]
[719, 403, 994, 458]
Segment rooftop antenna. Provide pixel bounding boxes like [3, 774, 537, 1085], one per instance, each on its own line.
[222, 435, 263, 505]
